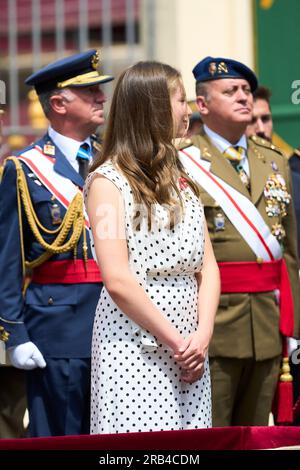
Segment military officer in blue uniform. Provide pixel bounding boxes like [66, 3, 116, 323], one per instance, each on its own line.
[0, 50, 113, 436]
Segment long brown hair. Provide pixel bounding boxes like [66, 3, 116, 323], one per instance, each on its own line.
[91, 61, 200, 227]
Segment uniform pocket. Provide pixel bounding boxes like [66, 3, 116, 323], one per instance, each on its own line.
[219, 293, 229, 308]
[25, 284, 78, 306]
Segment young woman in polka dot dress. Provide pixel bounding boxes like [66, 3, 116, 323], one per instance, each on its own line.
[85, 61, 220, 434]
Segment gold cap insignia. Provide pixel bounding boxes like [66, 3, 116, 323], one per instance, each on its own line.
[91, 51, 99, 70]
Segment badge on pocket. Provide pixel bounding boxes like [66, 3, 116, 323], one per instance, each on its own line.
[50, 203, 62, 225]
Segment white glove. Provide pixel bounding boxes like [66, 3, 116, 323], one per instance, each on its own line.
[8, 341, 47, 370]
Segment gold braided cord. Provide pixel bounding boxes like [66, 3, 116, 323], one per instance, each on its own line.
[15, 164, 26, 278]
[21, 171, 62, 235]
[0, 165, 4, 182]
[7, 157, 86, 270]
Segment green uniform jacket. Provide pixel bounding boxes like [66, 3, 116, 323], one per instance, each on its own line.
[184, 130, 300, 360]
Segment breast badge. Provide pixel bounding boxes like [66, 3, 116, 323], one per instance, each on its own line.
[43, 144, 55, 156]
[214, 212, 225, 231]
[50, 202, 62, 225]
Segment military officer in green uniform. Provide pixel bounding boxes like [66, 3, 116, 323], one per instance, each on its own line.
[178, 56, 300, 426]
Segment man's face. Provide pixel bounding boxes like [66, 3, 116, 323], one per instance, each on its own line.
[246, 98, 273, 142]
[59, 84, 107, 133]
[197, 78, 253, 127]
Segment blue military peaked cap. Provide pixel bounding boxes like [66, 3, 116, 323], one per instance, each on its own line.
[25, 49, 114, 95]
[192, 56, 258, 92]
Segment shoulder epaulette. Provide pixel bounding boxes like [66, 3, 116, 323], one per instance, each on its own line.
[3, 155, 19, 167]
[249, 135, 284, 156]
[173, 137, 193, 151]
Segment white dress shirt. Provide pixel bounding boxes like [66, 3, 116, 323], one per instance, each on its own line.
[204, 124, 250, 176]
[48, 126, 91, 172]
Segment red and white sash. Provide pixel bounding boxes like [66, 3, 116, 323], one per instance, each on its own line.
[179, 145, 282, 261]
[18, 145, 89, 228]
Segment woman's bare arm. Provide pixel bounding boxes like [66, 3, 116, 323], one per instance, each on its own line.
[86, 175, 185, 353]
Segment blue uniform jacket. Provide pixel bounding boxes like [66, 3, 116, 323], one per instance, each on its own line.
[0, 134, 101, 358]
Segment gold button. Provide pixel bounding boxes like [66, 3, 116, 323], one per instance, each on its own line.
[256, 257, 263, 264]
[48, 297, 54, 305]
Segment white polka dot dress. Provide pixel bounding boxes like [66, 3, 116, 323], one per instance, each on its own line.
[85, 162, 211, 434]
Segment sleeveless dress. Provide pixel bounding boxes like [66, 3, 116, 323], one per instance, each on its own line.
[85, 162, 212, 434]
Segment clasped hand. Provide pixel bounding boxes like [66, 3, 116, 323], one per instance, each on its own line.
[173, 331, 209, 384]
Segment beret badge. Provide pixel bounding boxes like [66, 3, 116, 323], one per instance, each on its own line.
[208, 62, 217, 76]
[218, 61, 228, 74]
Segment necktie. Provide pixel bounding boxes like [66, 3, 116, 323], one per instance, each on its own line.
[223, 146, 250, 190]
[223, 145, 244, 162]
[76, 143, 91, 180]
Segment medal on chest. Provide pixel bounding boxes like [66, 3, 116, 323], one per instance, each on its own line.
[264, 165, 291, 241]
[50, 197, 62, 225]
